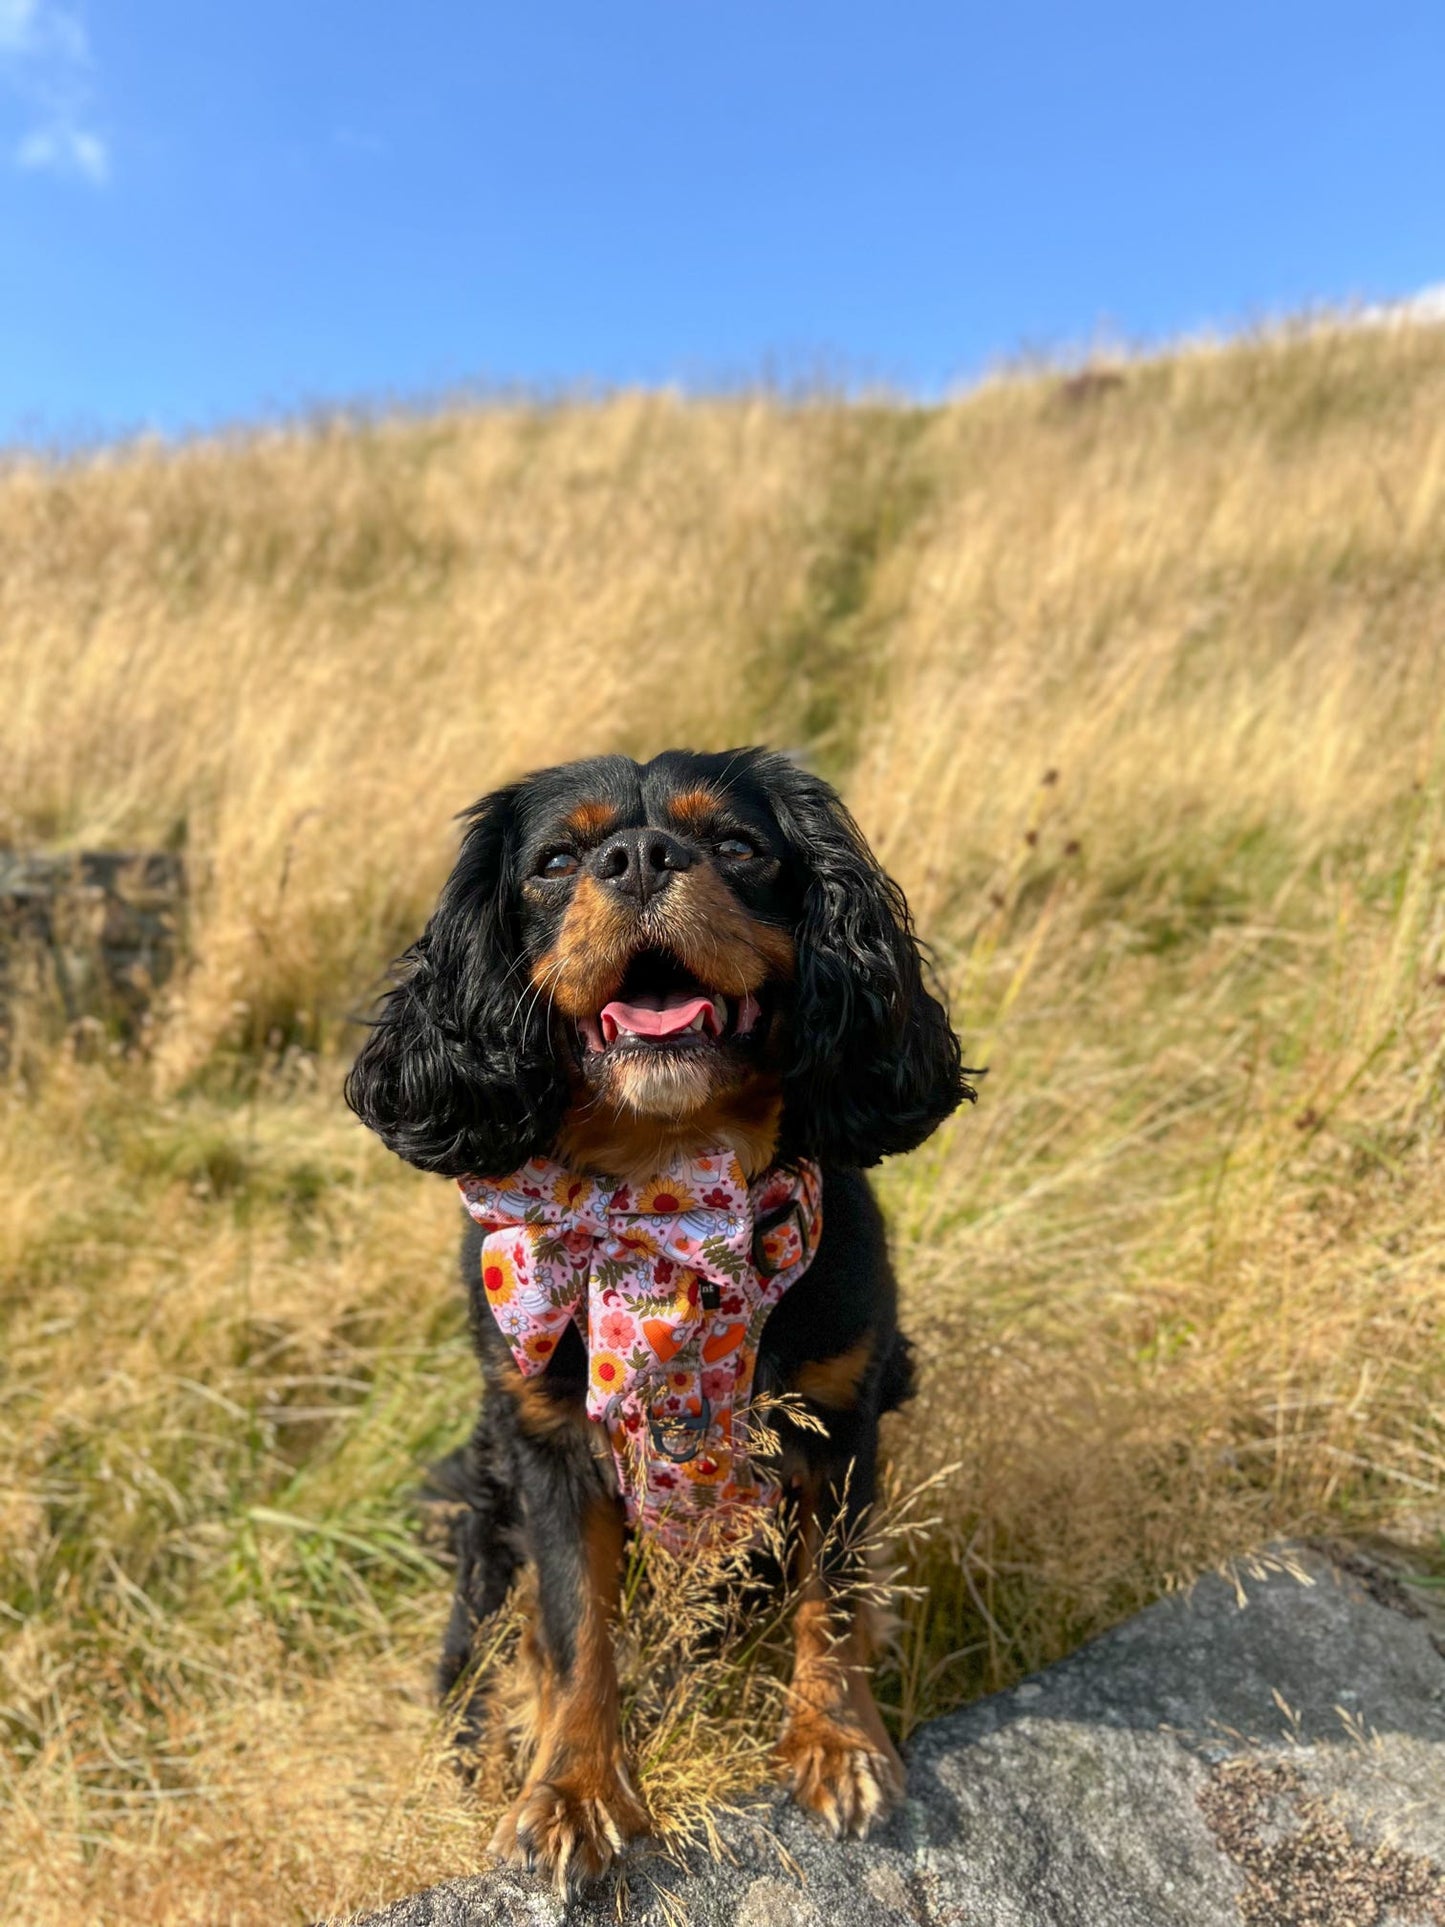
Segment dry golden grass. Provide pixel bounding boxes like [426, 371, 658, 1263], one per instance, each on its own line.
[4, 320, 1445, 1922]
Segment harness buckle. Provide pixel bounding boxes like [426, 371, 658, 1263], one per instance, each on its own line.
[752, 1197, 808, 1278]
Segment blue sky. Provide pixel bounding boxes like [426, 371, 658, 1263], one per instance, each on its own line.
[1, 1, 1442, 442]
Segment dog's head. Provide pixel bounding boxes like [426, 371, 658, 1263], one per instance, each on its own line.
[345, 749, 971, 1178]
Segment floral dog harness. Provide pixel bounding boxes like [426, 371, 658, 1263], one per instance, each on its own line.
[457, 1150, 823, 1550]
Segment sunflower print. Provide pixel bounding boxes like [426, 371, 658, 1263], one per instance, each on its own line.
[633, 1173, 701, 1215]
[479, 1247, 517, 1307]
[590, 1348, 628, 1398]
[457, 1151, 822, 1551]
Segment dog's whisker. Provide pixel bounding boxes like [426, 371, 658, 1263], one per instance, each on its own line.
[512, 952, 567, 1035]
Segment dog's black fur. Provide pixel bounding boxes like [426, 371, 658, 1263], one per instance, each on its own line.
[345, 747, 971, 1880]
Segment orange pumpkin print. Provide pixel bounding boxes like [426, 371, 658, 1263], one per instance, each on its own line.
[702, 1322, 745, 1364]
[641, 1319, 684, 1363]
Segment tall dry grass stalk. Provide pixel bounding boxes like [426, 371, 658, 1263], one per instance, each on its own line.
[4, 321, 1445, 1921]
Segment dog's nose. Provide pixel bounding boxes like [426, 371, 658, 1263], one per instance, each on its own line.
[592, 828, 693, 905]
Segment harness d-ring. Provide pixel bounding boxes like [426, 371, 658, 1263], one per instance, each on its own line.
[647, 1392, 713, 1463]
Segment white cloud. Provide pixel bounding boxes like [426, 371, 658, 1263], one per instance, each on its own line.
[0, 0, 40, 53]
[0, 0, 85, 66]
[0, 0, 108, 184]
[1356, 284, 1445, 330]
[18, 118, 104, 180]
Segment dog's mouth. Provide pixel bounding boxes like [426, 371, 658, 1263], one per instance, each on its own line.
[576, 948, 764, 1058]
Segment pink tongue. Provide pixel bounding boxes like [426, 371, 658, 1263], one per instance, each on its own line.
[600, 991, 716, 1043]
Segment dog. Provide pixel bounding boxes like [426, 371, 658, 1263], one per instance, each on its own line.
[344, 746, 971, 1886]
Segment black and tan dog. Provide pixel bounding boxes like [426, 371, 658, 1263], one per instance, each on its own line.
[345, 747, 970, 1886]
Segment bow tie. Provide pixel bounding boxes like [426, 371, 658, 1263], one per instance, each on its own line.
[457, 1149, 822, 1545]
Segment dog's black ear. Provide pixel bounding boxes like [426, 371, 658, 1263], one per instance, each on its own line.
[344, 784, 568, 1177]
[760, 757, 973, 1167]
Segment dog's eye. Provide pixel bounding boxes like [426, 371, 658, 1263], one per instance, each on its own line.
[717, 836, 757, 861]
[538, 850, 579, 878]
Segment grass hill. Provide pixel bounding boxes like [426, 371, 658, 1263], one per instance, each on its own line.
[4, 322, 1445, 1922]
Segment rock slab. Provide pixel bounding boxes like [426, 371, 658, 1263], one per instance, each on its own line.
[349, 1545, 1445, 1927]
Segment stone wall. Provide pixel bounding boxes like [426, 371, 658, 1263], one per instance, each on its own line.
[0, 851, 186, 1071]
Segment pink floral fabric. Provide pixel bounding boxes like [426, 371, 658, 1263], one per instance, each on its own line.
[457, 1150, 823, 1549]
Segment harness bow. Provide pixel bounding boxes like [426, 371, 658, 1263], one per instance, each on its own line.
[457, 1150, 823, 1548]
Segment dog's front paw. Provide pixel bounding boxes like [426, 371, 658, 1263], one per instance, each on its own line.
[489, 1767, 649, 1890]
[776, 1715, 903, 1839]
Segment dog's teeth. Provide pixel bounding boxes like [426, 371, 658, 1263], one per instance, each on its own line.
[713, 997, 729, 1034]
[689, 1010, 706, 1032]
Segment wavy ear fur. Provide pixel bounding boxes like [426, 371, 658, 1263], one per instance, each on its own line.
[343, 785, 568, 1177]
[762, 756, 973, 1167]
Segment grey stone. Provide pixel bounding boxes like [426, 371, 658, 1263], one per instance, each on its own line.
[346, 1544, 1445, 1927]
[735, 1878, 822, 1927]
[0, 848, 185, 1070]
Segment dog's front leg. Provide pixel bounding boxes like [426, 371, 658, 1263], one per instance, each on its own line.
[489, 1434, 647, 1890]
[776, 1449, 905, 1838]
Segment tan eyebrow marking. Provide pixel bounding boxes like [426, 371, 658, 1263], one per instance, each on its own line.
[562, 799, 619, 838]
[665, 786, 724, 832]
